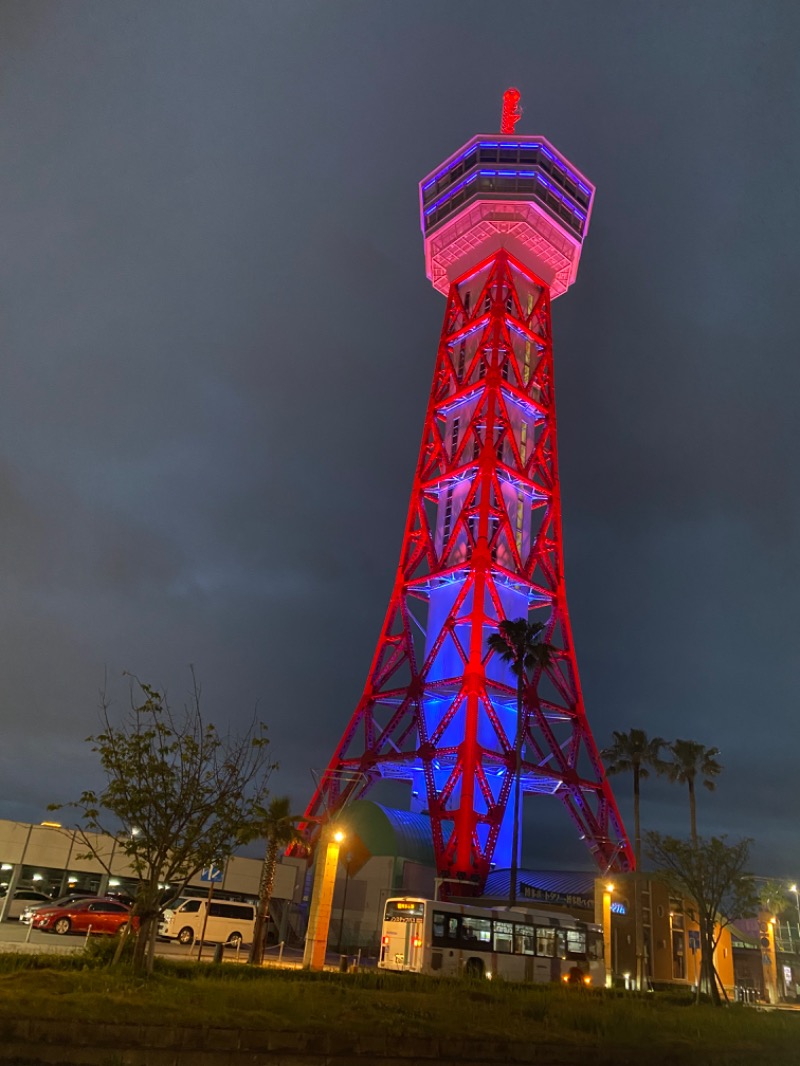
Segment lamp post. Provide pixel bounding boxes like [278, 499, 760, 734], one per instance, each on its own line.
[789, 885, 800, 948]
[336, 850, 353, 953]
[303, 827, 345, 971]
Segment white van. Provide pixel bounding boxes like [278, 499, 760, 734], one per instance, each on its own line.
[159, 897, 256, 948]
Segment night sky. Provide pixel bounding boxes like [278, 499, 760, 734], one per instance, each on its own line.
[2, 2, 799, 875]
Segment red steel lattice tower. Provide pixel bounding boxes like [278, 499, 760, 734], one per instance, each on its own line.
[301, 95, 633, 887]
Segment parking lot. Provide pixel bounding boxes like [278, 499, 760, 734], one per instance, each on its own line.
[0, 921, 303, 965]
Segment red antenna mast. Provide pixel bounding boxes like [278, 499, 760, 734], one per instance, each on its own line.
[500, 87, 523, 133]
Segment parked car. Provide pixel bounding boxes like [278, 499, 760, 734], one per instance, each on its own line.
[105, 890, 136, 906]
[32, 898, 137, 936]
[20, 892, 96, 924]
[0, 889, 52, 921]
[158, 897, 255, 947]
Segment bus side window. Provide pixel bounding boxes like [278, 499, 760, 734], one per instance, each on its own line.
[492, 920, 514, 953]
[461, 916, 491, 945]
[432, 911, 458, 945]
[433, 912, 446, 941]
[565, 929, 586, 958]
[536, 927, 555, 957]
[514, 925, 535, 955]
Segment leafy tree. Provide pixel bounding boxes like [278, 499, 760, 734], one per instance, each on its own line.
[601, 729, 668, 989]
[244, 796, 303, 966]
[665, 739, 723, 844]
[647, 832, 757, 1006]
[487, 618, 553, 906]
[52, 673, 276, 973]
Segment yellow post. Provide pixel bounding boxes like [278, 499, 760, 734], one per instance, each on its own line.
[303, 828, 344, 970]
[759, 913, 779, 1005]
[603, 883, 614, 988]
[595, 878, 614, 988]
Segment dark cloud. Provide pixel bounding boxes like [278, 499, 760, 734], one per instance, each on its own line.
[1, 1, 798, 877]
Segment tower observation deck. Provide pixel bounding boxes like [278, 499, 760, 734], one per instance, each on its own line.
[301, 93, 632, 891]
[421, 133, 592, 298]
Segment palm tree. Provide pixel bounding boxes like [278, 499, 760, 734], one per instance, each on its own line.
[601, 729, 668, 990]
[247, 796, 303, 966]
[758, 880, 789, 920]
[601, 729, 668, 871]
[665, 740, 723, 845]
[487, 618, 553, 906]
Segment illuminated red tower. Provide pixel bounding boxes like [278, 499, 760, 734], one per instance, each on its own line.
[302, 93, 633, 888]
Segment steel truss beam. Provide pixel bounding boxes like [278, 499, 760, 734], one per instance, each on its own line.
[300, 250, 633, 887]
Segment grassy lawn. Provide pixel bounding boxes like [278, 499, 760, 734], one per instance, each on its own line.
[0, 951, 798, 1064]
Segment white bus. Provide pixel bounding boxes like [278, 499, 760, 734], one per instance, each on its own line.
[379, 896, 604, 985]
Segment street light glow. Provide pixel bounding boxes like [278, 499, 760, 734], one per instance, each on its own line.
[333, 830, 345, 843]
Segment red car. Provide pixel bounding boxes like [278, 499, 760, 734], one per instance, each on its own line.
[32, 897, 137, 936]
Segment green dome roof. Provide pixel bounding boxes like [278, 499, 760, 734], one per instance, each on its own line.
[343, 801, 434, 866]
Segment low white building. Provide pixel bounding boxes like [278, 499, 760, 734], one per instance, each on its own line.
[0, 818, 306, 940]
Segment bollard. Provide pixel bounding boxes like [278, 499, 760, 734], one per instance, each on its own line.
[339, 954, 348, 973]
[212, 942, 224, 964]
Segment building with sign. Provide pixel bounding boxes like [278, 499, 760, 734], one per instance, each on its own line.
[478, 868, 736, 992]
[0, 818, 305, 941]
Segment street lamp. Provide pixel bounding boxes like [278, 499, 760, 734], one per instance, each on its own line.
[790, 884, 800, 945]
[336, 848, 353, 952]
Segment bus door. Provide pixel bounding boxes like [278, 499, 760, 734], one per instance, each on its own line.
[402, 916, 424, 971]
[382, 917, 423, 970]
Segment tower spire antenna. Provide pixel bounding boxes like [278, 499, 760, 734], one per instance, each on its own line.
[500, 86, 523, 133]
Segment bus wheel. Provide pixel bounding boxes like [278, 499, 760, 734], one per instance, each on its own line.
[465, 957, 484, 979]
